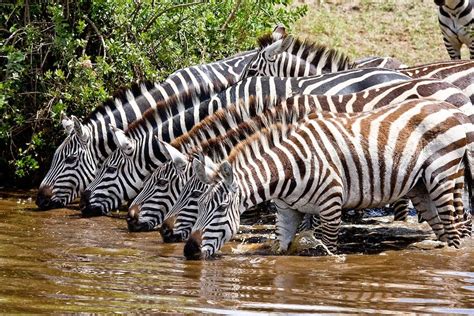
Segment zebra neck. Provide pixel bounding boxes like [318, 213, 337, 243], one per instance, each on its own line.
[83, 51, 256, 163]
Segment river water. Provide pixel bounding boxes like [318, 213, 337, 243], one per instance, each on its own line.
[0, 193, 473, 313]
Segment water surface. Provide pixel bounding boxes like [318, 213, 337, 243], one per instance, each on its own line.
[0, 193, 472, 313]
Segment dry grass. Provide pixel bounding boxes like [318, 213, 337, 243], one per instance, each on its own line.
[294, 0, 470, 66]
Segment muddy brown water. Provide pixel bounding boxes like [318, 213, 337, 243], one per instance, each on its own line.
[0, 193, 473, 313]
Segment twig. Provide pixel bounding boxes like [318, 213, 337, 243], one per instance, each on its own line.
[140, 1, 204, 34]
[220, 0, 242, 31]
[83, 15, 107, 59]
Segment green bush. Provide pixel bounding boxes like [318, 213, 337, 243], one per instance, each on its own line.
[0, 0, 306, 188]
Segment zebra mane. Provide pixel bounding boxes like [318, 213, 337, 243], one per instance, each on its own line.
[257, 33, 354, 70]
[86, 80, 156, 122]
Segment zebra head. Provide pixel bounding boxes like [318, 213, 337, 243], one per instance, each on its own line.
[37, 114, 95, 210]
[184, 159, 241, 260]
[127, 141, 190, 233]
[238, 25, 288, 80]
[159, 158, 213, 243]
[80, 125, 139, 217]
[239, 35, 293, 80]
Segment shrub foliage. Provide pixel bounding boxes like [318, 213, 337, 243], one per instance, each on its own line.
[0, 0, 306, 187]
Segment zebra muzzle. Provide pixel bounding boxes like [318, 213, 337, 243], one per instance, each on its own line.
[184, 230, 203, 260]
[160, 216, 184, 243]
[80, 190, 106, 217]
[126, 203, 154, 232]
[36, 185, 63, 210]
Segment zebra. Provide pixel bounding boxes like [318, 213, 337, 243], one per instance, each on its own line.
[241, 33, 474, 102]
[240, 32, 474, 222]
[127, 78, 473, 239]
[80, 68, 411, 217]
[434, 0, 474, 59]
[36, 50, 258, 210]
[354, 56, 407, 69]
[184, 96, 474, 260]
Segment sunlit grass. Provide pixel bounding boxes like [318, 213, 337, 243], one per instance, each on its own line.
[293, 0, 469, 66]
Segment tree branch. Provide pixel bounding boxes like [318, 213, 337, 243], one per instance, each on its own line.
[220, 0, 242, 31]
[83, 15, 107, 59]
[140, 1, 205, 34]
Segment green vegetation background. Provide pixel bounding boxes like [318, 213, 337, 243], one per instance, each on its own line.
[1, 0, 306, 187]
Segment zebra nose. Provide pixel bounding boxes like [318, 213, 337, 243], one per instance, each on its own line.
[126, 203, 148, 232]
[36, 186, 53, 210]
[184, 230, 203, 260]
[160, 216, 180, 243]
[80, 189, 92, 209]
[128, 203, 141, 221]
[80, 190, 104, 217]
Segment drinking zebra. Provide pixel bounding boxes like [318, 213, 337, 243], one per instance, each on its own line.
[434, 0, 474, 59]
[184, 96, 473, 260]
[127, 78, 473, 240]
[80, 69, 410, 217]
[36, 50, 257, 210]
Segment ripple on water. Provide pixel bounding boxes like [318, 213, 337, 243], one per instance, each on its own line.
[0, 197, 473, 313]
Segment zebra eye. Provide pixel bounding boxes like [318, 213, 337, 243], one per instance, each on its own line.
[190, 191, 202, 198]
[64, 155, 78, 164]
[156, 179, 168, 186]
[106, 166, 117, 173]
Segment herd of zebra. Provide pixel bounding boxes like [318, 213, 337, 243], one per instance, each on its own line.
[36, 25, 474, 260]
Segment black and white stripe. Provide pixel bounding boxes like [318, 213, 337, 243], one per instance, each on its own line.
[81, 68, 410, 217]
[184, 97, 473, 260]
[36, 50, 257, 210]
[127, 78, 473, 241]
[435, 0, 474, 59]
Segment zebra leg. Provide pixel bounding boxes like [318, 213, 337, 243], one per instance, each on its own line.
[274, 201, 304, 253]
[453, 170, 472, 238]
[443, 36, 462, 60]
[408, 188, 446, 242]
[298, 214, 322, 239]
[392, 198, 410, 221]
[427, 177, 461, 248]
[318, 203, 343, 254]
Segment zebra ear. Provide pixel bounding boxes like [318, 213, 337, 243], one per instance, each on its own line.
[109, 124, 134, 153]
[193, 158, 215, 185]
[157, 138, 187, 170]
[219, 161, 234, 188]
[71, 115, 89, 141]
[265, 35, 294, 61]
[272, 24, 287, 41]
[61, 112, 74, 134]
